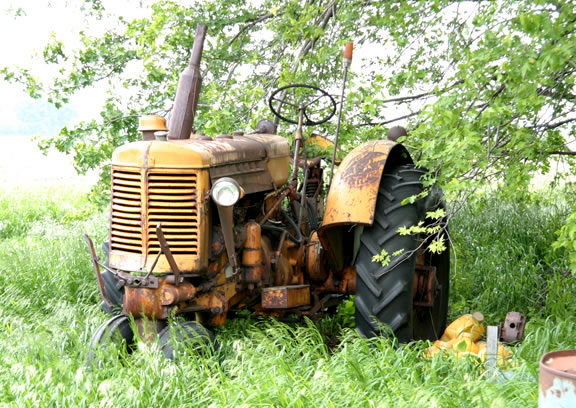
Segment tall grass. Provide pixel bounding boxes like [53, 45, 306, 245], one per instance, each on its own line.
[0, 189, 575, 407]
[449, 192, 576, 322]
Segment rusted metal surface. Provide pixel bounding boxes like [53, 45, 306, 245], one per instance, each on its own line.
[161, 281, 197, 306]
[540, 350, 576, 407]
[124, 285, 167, 319]
[187, 291, 229, 315]
[262, 285, 310, 309]
[116, 271, 158, 288]
[215, 203, 239, 275]
[167, 24, 206, 140]
[123, 279, 198, 320]
[322, 141, 411, 225]
[138, 115, 168, 141]
[209, 159, 275, 195]
[315, 267, 356, 294]
[413, 264, 438, 308]
[500, 312, 526, 343]
[253, 119, 276, 134]
[242, 221, 264, 283]
[211, 228, 225, 255]
[262, 190, 284, 222]
[339, 266, 356, 293]
[305, 233, 327, 282]
[260, 187, 293, 225]
[83, 234, 113, 309]
[317, 140, 412, 269]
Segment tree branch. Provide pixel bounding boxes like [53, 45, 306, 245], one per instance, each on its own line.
[357, 110, 421, 127]
[380, 80, 464, 105]
[533, 117, 576, 130]
[229, 13, 278, 45]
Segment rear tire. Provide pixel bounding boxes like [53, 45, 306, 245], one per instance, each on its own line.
[354, 165, 449, 342]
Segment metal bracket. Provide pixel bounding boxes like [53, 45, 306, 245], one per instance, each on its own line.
[83, 234, 112, 309]
[500, 312, 526, 343]
[116, 271, 159, 289]
[413, 264, 438, 307]
[156, 223, 183, 286]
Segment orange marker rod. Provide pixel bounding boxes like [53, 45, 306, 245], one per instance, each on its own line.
[328, 42, 354, 189]
[343, 42, 353, 64]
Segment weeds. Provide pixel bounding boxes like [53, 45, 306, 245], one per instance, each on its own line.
[449, 193, 575, 322]
[0, 189, 574, 406]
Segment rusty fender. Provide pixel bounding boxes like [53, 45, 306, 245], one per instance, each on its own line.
[317, 140, 412, 270]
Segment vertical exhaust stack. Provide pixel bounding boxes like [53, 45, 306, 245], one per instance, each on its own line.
[167, 23, 207, 140]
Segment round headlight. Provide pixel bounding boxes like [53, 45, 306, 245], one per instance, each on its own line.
[211, 178, 242, 207]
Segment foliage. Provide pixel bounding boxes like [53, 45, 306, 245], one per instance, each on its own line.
[0, 188, 575, 406]
[371, 248, 391, 266]
[551, 209, 576, 272]
[2, 0, 575, 202]
[449, 190, 573, 322]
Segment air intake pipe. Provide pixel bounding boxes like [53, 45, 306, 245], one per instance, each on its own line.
[167, 23, 207, 140]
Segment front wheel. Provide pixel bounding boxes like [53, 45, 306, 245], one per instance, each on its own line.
[354, 165, 449, 342]
[158, 321, 216, 360]
[87, 315, 135, 365]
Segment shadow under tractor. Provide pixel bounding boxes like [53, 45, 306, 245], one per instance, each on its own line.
[85, 24, 449, 360]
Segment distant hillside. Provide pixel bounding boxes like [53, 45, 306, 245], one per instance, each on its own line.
[0, 94, 77, 137]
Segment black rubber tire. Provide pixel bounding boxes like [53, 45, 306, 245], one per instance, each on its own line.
[100, 241, 124, 314]
[87, 315, 134, 365]
[158, 321, 216, 360]
[354, 165, 449, 343]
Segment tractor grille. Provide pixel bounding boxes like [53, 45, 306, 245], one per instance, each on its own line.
[147, 172, 199, 255]
[111, 169, 143, 253]
[110, 169, 199, 256]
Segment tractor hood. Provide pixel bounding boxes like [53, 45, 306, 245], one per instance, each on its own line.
[112, 133, 290, 169]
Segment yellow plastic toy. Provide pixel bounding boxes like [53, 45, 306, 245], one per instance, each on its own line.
[424, 312, 512, 368]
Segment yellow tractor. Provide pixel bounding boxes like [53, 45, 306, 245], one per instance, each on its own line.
[85, 25, 449, 359]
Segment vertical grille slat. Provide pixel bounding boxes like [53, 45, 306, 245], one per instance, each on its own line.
[110, 169, 143, 254]
[147, 172, 199, 255]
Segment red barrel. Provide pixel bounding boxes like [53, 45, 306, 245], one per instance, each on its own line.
[539, 350, 576, 408]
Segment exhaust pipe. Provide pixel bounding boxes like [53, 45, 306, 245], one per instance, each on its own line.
[167, 23, 207, 140]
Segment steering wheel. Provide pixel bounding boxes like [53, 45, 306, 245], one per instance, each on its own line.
[269, 84, 337, 126]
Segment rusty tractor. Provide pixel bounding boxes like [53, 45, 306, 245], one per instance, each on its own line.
[85, 24, 449, 359]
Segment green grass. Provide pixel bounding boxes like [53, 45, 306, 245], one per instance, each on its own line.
[449, 193, 576, 322]
[0, 189, 575, 407]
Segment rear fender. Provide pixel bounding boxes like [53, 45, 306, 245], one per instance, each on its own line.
[317, 140, 413, 270]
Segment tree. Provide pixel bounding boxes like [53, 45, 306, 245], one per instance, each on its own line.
[3, 0, 576, 255]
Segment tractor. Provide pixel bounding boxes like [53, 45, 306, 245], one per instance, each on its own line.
[85, 24, 449, 359]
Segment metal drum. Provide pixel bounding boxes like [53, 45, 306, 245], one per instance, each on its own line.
[540, 350, 576, 408]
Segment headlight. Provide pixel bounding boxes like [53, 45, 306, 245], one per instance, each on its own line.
[211, 178, 243, 207]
